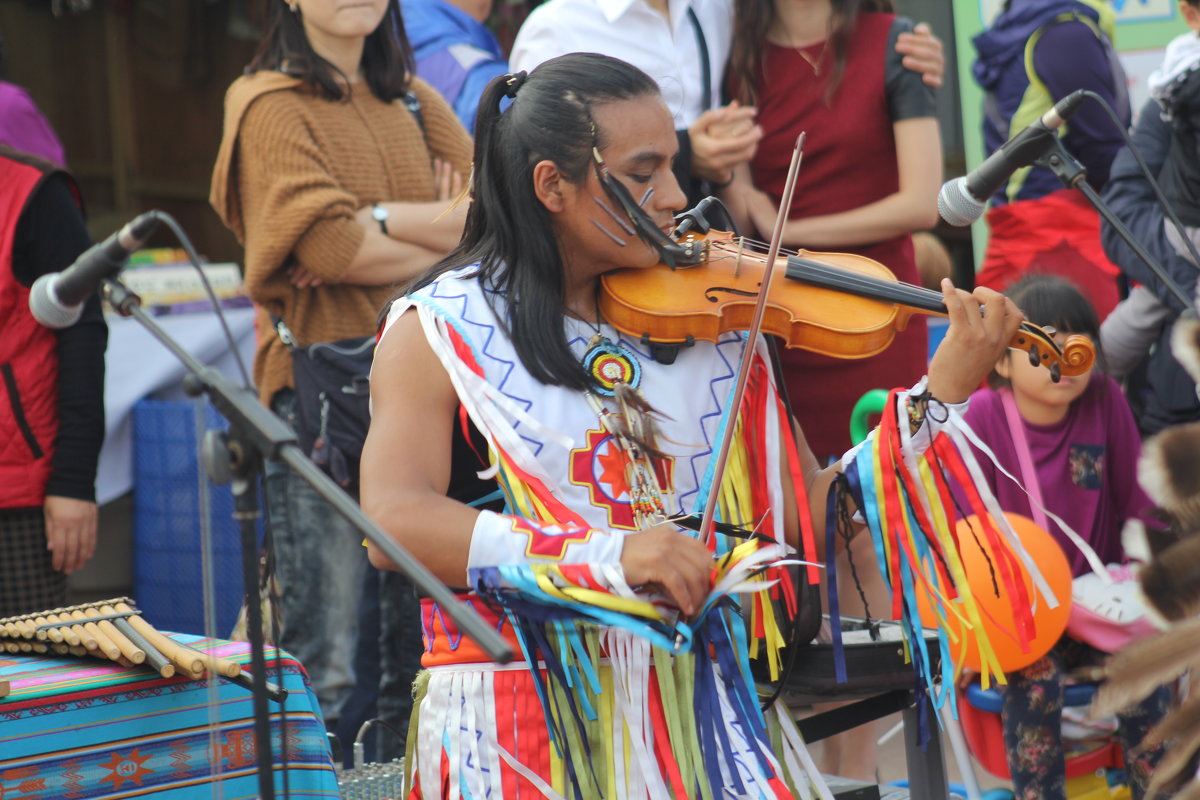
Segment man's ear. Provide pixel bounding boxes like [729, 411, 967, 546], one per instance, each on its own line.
[532, 159, 567, 213]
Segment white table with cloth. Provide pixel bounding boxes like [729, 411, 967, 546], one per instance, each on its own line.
[97, 306, 257, 505]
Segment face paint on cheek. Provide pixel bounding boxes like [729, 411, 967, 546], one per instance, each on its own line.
[591, 194, 637, 236]
[638, 187, 654, 207]
[590, 217, 630, 246]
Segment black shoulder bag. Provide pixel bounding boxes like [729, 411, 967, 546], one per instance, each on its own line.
[273, 315, 375, 492]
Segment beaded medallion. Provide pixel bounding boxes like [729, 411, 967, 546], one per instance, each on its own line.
[582, 336, 642, 397]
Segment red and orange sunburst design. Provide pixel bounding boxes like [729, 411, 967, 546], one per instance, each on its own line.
[99, 748, 153, 791]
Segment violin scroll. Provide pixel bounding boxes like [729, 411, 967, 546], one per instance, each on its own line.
[1056, 334, 1097, 376]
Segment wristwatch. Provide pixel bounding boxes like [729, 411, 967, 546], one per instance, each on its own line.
[371, 203, 390, 235]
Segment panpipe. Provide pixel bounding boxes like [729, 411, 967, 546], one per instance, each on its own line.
[0, 597, 285, 701]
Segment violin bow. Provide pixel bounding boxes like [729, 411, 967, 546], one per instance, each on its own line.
[697, 133, 806, 544]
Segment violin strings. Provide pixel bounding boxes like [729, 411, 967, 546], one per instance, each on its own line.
[789, 260, 947, 311]
[703, 238, 1068, 360]
[709, 239, 947, 310]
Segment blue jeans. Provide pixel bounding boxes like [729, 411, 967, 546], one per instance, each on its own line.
[267, 389, 367, 725]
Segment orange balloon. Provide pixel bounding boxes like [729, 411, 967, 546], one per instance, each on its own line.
[917, 512, 1072, 674]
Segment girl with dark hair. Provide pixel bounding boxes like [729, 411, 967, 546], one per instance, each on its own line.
[210, 0, 472, 733]
[961, 274, 1169, 800]
[361, 52, 1022, 797]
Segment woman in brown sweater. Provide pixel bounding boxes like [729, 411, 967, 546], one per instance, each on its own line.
[210, 0, 472, 741]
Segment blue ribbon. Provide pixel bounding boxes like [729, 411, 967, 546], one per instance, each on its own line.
[824, 483, 847, 684]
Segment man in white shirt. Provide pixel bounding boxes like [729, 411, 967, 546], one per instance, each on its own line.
[511, 0, 944, 204]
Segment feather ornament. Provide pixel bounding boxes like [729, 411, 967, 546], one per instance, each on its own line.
[1140, 533, 1200, 621]
[1139, 422, 1200, 532]
[1087, 616, 1200, 717]
[1143, 721, 1200, 800]
[1166, 776, 1200, 800]
[612, 381, 669, 460]
[1136, 689, 1200, 751]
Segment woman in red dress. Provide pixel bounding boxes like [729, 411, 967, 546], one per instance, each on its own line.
[724, 0, 942, 466]
[722, 0, 944, 781]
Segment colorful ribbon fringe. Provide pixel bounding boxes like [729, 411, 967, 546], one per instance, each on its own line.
[838, 387, 1064, 711]
[465, 540, 826, 800]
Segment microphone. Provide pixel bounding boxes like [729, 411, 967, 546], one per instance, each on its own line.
[29, 211, 162, 328]
[938, 90, 1087, 226]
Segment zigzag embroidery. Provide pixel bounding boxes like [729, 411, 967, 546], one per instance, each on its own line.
[684, 331, 745, 513]
[425, 275, 547, 457]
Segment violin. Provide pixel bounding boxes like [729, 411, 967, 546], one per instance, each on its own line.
[600, 229, 1095, 381]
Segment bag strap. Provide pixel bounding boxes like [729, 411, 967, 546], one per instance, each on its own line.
[404, 91, 426, 134]
[999, 388, 1051, 533]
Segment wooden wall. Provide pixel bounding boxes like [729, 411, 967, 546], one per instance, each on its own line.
[1, 0, 260, 264]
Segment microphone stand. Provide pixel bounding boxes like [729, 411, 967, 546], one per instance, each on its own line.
[101, 278, 514, 800]
[1036, 138, 1196, 313]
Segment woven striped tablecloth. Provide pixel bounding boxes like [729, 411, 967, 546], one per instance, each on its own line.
[0, 634, 340, 799]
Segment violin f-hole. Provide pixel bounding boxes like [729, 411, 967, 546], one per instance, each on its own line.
[705, 286, 760, 303]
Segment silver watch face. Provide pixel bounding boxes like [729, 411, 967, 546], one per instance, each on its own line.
[372, 205, 389, 222]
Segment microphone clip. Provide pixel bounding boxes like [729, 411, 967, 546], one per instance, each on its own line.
[1034, 136, 1088, 190]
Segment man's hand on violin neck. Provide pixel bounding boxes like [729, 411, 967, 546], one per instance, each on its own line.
[927, 280, 1024, 404]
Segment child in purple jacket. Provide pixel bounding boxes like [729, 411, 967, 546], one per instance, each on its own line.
[963, 274, 1168, 800]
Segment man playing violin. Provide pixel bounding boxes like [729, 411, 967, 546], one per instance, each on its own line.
[361, 53, 1022, 798]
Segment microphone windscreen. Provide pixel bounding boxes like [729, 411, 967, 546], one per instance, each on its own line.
[29, 273, 85, 329]
[937, 176, 985, 227]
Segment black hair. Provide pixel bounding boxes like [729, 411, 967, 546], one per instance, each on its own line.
[406, 53, 663, 391]
[988, 272, 1105, 388]
[247, 0, 414, 103]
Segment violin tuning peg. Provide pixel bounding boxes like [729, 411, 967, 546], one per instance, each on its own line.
[1027, 346, 1040, 368]
[1050, 363, 1062, 383]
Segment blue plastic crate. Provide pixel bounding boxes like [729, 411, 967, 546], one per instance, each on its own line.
[131, 399, 259, 636]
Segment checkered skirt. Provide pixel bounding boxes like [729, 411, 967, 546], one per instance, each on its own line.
[0, 508, 67, 617]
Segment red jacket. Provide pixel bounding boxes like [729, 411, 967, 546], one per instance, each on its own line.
[0, 155, 62, 507]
